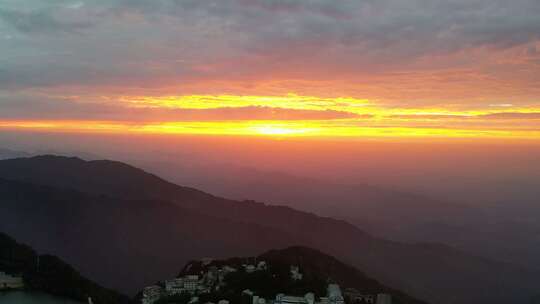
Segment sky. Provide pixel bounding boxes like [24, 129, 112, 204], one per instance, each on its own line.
[1, 0, 540, 138]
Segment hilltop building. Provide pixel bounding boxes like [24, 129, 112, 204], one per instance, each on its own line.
[184, 275, 200, 292]
[0, 272, 24, 290]
[222, 265, 237, 273]
[165, 277, 185, 294]
[252, 295, 267, 304]
[290, 265, 303, 280]
[142, 285, 163, 304]
[245, 264, 257, 273]
[376, 294, 392, 304]
[344, 288, 392, 304]
[275, 293, 315, 304]
[274, 285, 345, 304]
[327, 284, 345, 304]
[257, 261, 267, 270]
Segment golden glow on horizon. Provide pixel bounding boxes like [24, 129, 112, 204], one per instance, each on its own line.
[1, 119, 540, 139]
[2, 94, 540, 139]
[250, 125, 312, 135]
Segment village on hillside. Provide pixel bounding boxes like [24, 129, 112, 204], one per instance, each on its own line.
[141, 259, 392, 304]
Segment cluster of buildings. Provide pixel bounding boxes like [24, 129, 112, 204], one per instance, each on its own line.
[141, 261, 392, 304]
[142, 263, 239, 304]
[268, 286, 392, 304]
[343, 288, 392, 304]
[272, 283, 344, 304]
[244, 261, 267, 273]
[0, 272, 24, 290]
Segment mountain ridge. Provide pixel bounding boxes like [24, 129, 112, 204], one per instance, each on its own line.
[0, 155, 538, 304]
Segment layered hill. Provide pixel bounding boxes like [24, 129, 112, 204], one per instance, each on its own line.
[0, 155, 539, 304]
[141, 158, 540, 272]
[0, 232, 130, 304]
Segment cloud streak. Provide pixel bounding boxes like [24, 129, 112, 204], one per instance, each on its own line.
[0, 94, 364, 121]
[0, 8, 92, 34]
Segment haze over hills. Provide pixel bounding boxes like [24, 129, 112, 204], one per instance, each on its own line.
[139, 159, 540, 270]
[0, 156, 539, 304]
[5, 145, 539, 264]
[0, 148, 29, 160]
[139, 160, 470, 219]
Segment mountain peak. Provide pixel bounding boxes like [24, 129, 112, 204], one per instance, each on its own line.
[0, 154, 208, 201]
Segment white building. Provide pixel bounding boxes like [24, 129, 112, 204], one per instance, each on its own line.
[257, 261, 267, 270]
[274, 293, 314, 304]
[254, 296, 266, 304]
[249, 295, 267, 304]
[327, 284, 344, 304]
[290, 266, 303, 280]
[319, 297, 329, 304]
[184, 275, 200, 292]
[142, 285, 163, 304]
[245, 264, 256, 273]
[165, 278, 185, 294]
[222, 266, 237, 273]
[0, 272, 24, 290]
[376, 294, 392, 304]
[273, 283, 345, 304]
[304, 293, 315, 304]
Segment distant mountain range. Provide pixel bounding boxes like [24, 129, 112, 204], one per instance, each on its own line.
[0, 155, 539, 304]
[141, 160, 540, 271]
[0, 148, 29, 160]
[0, 232, 130, 303]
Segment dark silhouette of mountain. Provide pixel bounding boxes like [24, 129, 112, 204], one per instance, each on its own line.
[0, 232, 130, 304]
[0, 155, 208, 201]
[0, 155, 539, 304]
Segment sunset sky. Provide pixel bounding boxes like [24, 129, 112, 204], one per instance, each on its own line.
[1, 0, 540, 138]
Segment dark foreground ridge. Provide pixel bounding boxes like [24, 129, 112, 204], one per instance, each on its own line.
[0, 232, 131, 304]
